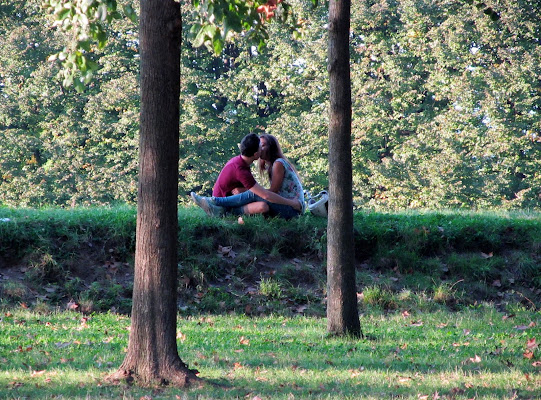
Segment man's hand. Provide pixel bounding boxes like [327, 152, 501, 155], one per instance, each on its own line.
[292, 199, 302, 212]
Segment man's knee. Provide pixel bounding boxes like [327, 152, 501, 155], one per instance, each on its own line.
[244, 201, 269, 215]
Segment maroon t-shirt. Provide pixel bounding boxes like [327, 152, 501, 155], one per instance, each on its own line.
[212, 155, 257, 197]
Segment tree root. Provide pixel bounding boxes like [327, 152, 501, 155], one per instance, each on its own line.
[105, 364, 202, 388]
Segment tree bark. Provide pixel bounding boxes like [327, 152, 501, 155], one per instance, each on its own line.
[326, 0, 361, 337]
[108, 0, 199, 386]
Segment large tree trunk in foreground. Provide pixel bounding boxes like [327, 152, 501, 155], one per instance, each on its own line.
[108, 0, 198, 386]
[326, 0, 361, 337]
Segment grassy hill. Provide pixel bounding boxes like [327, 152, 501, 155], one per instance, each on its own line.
[0, 206, 540, 316]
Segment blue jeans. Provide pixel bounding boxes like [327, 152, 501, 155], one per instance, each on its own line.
[213, 191, 301, 219]
[267, 203, 301, 220]
[212, 191, 263, 215]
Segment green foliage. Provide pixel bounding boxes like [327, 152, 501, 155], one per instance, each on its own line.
[0, 0, 140, 207]
[2, 0, 540, 209]
[361, 285, 396, 309]
[259, 276, 282, 298]
[42, 0, 136, 91]
[189, 0, 314, 54]
[0, 280, 27, 302]
[351, 0, 541, 209]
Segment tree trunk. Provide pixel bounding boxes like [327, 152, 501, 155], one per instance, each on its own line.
[326, 0, 361, 337]
[108, 0, 199, 386]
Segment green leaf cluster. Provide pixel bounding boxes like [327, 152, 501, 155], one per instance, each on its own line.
[1, 0, 540, 210]
[42, 0, 136, 91]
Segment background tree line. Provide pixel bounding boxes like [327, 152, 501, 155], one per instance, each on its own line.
[1, 0, 540, 210]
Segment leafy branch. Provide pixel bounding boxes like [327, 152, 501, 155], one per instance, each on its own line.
[189, 0, 305, 54]
[42, 0, 137, 91]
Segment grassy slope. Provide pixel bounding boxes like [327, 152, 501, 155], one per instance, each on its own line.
[0, 207, 540, 399]
[0, 206, 540, 315]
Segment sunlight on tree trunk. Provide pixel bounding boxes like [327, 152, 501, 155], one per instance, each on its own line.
[326, 0, 361, 338]
[107, 0, 199, 386]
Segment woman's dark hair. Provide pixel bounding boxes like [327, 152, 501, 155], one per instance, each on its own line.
[258, 134, 299, 182]
[240, 133, 260, 157]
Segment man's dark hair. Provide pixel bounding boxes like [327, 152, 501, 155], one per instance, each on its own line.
[240, 133, 260, 157]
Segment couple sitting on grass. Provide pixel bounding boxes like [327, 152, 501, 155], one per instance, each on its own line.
[191, 133, 305, 220]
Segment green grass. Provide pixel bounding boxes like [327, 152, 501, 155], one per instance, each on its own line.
[0, 307, 539, 399]
[1, 206, 541, 398]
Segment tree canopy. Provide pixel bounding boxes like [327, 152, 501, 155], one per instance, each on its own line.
[1, 0, 540, 210]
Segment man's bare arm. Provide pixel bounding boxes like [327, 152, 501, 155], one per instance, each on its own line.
[249, 184, 301, 211]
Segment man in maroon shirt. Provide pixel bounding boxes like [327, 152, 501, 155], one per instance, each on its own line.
[212, 133, 260, 198]
[192, 133, 301, 216]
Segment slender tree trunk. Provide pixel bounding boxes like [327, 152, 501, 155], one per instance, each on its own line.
[108, 0, 199, 386]
[326, 0, 361, 337]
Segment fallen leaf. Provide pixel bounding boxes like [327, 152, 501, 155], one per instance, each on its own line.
[526, 338, 537, 351]
[480, 252, 493, 258]
[239, 336, 250, 345]
[468, 355, 481, 363]
[523, 350, 534, 359]
[233, 362, 243, 369]
[349, 369, 361, 378]
[176, 332, 186, 342]
[502, 314, 515, 320]
[532, 361, 541, 367]
[402, 310, 410, 317]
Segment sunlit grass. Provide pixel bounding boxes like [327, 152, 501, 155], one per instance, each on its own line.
[0, 307, 539, 399]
